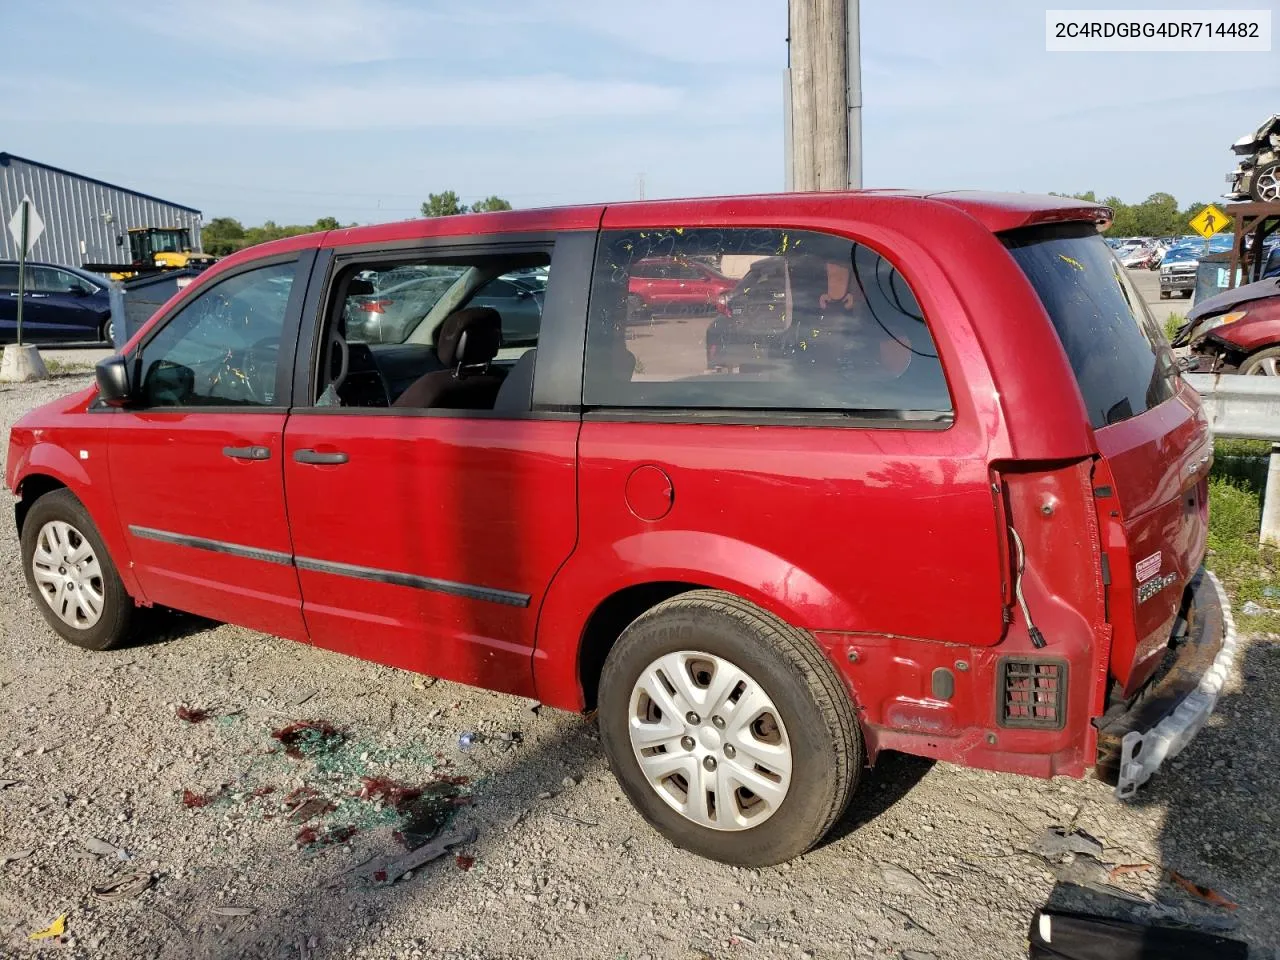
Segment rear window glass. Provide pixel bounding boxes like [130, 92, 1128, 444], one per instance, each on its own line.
[584, 227, 952, 420]
[1004, 224, 1177, 428]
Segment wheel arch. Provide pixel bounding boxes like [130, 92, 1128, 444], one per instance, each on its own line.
[14, 472, 69, 534]
[574, 580, 709, 712]
[12, 449, 145, 602]
[534, 533, 862, 712]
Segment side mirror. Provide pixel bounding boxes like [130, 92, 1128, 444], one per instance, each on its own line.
[95, 355, 133, 407]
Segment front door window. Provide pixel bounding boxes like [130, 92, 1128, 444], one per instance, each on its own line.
[135, 262, 295, 407]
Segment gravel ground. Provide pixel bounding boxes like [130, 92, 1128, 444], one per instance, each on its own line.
[0, 374, 1276, 960]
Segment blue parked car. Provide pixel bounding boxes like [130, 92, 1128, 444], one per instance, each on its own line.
[0, 261, 113, 343]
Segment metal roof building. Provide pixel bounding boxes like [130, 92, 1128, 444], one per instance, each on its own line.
[0, 152, 202, 268]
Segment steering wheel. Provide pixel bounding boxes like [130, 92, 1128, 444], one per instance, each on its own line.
[205, 336, 279, 404]
[326, 325, 349, 394]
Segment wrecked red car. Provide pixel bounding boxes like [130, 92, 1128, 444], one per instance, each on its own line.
[7, 191, 1231, 866]
[1177, 276, 1280, 375]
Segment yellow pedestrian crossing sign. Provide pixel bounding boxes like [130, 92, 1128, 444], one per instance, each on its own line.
[1189, 204, 1229, 239]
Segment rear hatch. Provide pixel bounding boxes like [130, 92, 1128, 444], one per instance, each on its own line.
[1005, 224, 1212, 694]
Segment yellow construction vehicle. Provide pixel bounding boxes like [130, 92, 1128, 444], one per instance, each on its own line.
[84, 227, 216, 279]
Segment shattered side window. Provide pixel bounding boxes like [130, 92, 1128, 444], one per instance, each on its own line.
[583, 227, 952, 420]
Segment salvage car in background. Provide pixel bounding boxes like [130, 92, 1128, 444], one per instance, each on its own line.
[1159, 235, 1234, 299]
[1228, 113, 1280, 203]
[0, 261, 113, 343]
[626, 256, 736, 319]
[1175, 274, 1280, 374]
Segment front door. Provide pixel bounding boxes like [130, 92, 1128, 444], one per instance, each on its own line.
[281, 235, 589, 696]
[105, 255, 311, 640]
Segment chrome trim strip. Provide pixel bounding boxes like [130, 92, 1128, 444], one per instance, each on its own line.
[128, 525, 530, 607]
[294, 555, 530, 608]
[128, 525, 294, 566]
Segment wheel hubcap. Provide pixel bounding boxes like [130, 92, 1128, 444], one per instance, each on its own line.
[32, 520, 104, 629]
[627, 650, 793, 831]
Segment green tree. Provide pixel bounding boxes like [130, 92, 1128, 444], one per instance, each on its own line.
[470, 195, 513, 213]
[201, 216, 246, 256]
[421, 191, 468, 217]
[1132, 192, 1180, 237]
[313, 216, 342, 231]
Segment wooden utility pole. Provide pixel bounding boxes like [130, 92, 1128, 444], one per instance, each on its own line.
[786, 0, 861, 191]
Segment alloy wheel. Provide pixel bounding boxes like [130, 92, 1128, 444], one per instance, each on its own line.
[627, 650, 792, 831]
[1257, 163, 1280, 203]
[31, 520, 105, 629]
[1246, 356, 1280, 376]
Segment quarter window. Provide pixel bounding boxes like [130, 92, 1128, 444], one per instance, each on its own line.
[584, 228, 952, 419]
[136, 262, 296, 407]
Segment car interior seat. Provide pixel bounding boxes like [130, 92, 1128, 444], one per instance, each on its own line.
[392, 306, 506, 409]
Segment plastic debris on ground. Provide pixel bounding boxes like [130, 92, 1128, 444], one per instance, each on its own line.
[91, 871, 153, 902]
[361, 826, 478, 886]
[82, 836, 120, 857]
[28, 915, 66, 941]
[1028, 907, 1247, 959]
[1034, 827, 1105, 860]
[1165, 869, 1239, 911]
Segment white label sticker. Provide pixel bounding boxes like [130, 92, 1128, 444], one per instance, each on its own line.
[1135, 552, 1162, 582]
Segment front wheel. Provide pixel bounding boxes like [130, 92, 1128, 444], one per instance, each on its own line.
[20, 489, 134, 650]
[100, 317, 114, 345]
[598, 590, 862, 866]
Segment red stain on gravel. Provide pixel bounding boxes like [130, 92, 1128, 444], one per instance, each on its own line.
[357, 775, 469, 848]
[182, 785, 227, 808]
[176, 706, 212, 723]
[455, 855, 475, 871]
[271, 721, 345, 759]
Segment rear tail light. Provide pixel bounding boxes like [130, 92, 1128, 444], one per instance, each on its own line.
[358, 298, 393, 314]
[999, 658, 1067, 729]
[715, 293, 731, 317]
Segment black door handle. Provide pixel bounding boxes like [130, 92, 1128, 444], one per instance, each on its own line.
[293, 449, 349, 465]
[222, 445, 271, 461]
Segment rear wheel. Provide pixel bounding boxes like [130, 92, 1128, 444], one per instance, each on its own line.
[20, 489, 133, 650]
[597, 590, 862, 866]
[100, 317, 114, 345]
[1241, 346, 1280, 376]
[1251, 160, 1280, 203]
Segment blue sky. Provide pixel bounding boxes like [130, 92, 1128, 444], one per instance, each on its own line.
[1, 0, 1277, 225]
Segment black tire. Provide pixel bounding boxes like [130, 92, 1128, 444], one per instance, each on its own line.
[1160, 290, 1171, 300]
[1240, 346, 1280, 376]
[1250, 160, 1280, 203]
[20, 489, 134, 650]
[598, 590, 862, 866]
[100, 317, 114, 346]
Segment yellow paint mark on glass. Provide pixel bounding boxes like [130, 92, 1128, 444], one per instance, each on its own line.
[1057, 254, 1084, 271]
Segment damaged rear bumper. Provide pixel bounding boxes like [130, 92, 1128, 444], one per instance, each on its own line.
[1096, 569, 1237, 799]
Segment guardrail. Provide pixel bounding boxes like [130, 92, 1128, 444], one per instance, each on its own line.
[1185, 373, 1280, 546]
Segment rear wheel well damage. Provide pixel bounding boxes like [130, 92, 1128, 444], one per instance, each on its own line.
[14, 475, 68, 534]
[577, 581, 707, 711]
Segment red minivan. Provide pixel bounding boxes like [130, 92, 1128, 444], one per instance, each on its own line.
[7, 191, 1232, 866]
